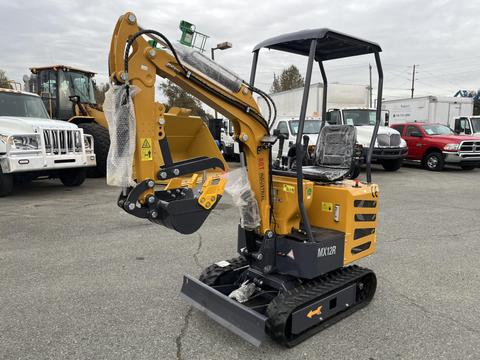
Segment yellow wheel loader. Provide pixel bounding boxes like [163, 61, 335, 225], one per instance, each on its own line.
[107, 12, 383, 347]
[27, 65, 109, 177]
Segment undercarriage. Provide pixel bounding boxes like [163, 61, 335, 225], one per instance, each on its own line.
[183, 257, 376, 346]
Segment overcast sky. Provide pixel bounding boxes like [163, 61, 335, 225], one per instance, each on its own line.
[1, 0, 479, 101]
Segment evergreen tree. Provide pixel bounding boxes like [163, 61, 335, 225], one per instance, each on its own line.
[159, 80, 209, 119]
[270, 65, 304, 93]
[0, 69, 13, 89]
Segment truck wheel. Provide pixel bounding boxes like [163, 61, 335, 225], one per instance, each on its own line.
[78, 122, 110, 178]
[0, 169, 14, 197]
[461, 165, 475, 170]
[380, 158, 403, 171]
[59, 168, 87, 187]
[423, 152, 445, 171]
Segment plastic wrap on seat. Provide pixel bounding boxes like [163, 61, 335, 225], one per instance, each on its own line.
[173, 44, 243, 93]
[302, 165, 352, 182]
[225, 168, 260, 231]
[302, 125, 356, 182]
[103, 84, 139, 187]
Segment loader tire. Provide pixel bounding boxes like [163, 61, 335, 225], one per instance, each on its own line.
[0, 169, 14, 197]
[78, 122, 110, 178]
[59, 168, 86, 187]
[199, 256, 248, 286]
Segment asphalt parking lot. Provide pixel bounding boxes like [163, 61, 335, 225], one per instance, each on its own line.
[1, 164, 479, 360]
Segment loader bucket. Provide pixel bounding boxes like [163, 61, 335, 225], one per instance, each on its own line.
[85, 105, 109, 129]
[163, 107, 228, 173]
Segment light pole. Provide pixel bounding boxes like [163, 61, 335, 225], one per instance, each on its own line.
[211, 41, 232, 61]
[211, 41, 232, 120]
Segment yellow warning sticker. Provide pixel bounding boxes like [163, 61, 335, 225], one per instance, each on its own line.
[283, 184, 295, 193]
[140, 138, 153, 161]
[322, 202, 333, 212]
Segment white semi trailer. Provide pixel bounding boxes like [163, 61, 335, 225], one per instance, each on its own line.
[259, 82, 370, 118]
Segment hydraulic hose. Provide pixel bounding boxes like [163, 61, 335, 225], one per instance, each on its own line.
[123, 29, 269, 132]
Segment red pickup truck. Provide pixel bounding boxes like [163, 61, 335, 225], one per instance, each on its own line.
[391, 122, 480, 171]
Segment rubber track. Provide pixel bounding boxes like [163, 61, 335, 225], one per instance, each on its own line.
[266, 265, 376, 347]
[199, 256, 249, 286]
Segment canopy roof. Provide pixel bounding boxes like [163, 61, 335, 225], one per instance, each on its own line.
[252, 29, 381, 60]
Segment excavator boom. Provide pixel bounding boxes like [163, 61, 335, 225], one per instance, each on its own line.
[108, 12, 273, 234]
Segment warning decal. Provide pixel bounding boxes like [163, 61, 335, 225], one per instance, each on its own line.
[283, 184, 295, 193]
[321, 202, 333, 212]
[140, 138, 153, 161]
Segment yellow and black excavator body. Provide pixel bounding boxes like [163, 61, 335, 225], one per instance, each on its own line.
[108, 12, 383, 346]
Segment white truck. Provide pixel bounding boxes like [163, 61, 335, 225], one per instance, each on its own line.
[453, 116, 480, 135]
[220, 119, 240, 161]
[271, 108, 408, 171]
[261, 83, 408, 171]
[0, 88, 96, 196]
[382, 96, 476, 132]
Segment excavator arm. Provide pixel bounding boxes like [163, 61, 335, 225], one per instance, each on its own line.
[108, 12, 273, 234]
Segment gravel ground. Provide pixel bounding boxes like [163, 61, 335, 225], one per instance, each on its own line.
[1, 164, 479, 359]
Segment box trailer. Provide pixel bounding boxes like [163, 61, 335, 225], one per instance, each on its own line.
[258, 82, 370, 117]
[382, 96, 473, 127]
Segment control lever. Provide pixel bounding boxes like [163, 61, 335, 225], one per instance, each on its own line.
[302, 135, 310, 161]
[272, 129, 286, 168]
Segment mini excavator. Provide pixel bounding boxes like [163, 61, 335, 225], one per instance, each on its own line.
[108, 12, 382, 346]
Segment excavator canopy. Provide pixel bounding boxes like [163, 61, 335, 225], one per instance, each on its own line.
[252, 28, 381, 60]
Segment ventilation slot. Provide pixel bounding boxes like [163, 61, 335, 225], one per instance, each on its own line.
[354, 200, 377, 208]
[351, 241, 371, 254]
[354, 228, 375, 240]
[355, 214, 376, 222]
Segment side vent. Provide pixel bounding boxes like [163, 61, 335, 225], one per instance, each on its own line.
[354, 228, 375, 240]
[351, 241, 371, 254]
[354, 200, 377, 208]
[354, 214, 376, 222]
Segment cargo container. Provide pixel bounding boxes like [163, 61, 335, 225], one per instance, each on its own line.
[382, 96, 473, 127]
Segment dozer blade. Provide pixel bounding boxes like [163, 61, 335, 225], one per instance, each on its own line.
[180, 275, 268, 347]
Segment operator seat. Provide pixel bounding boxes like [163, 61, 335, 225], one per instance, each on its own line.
[301, 125, 357, 182]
